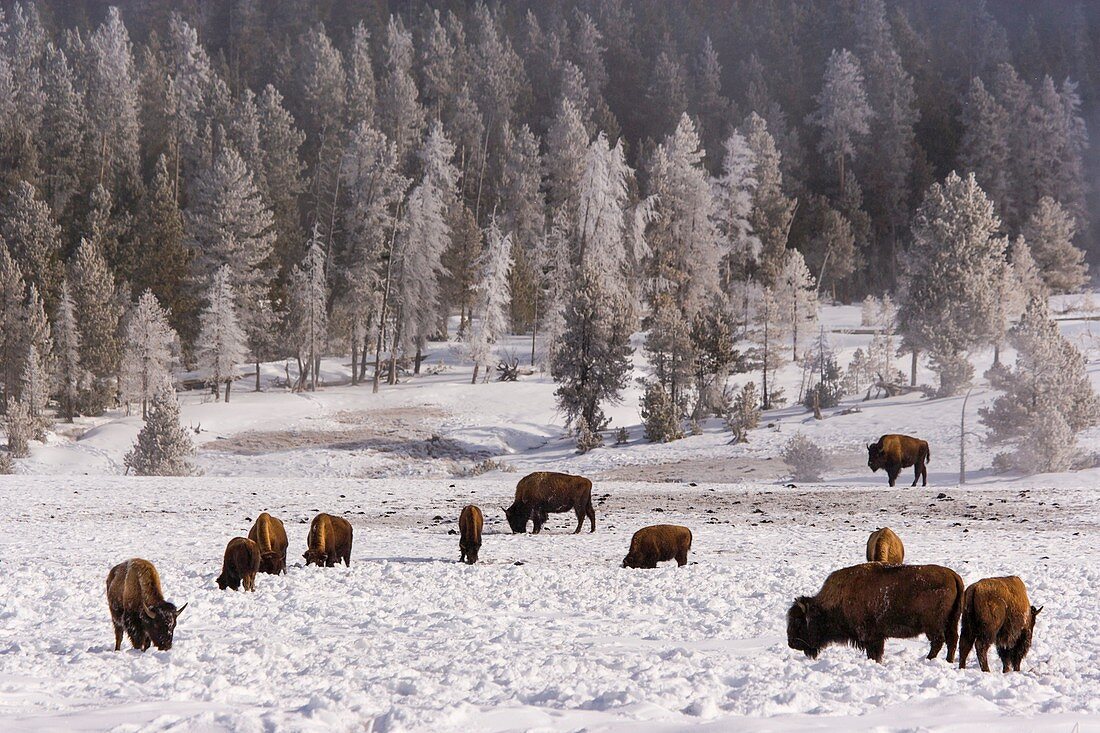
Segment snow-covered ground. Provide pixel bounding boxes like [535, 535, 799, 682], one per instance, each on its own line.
[4, 299, 1100, 731]
[0, 475, 1097, 732]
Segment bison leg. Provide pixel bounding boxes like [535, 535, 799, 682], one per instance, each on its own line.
[587, 501, 596, 533]
[911, 463, 920, 487]
[865, 638, 885, 663]
[921, 460, 928, 487]
[926, 632, 945, 661]
[573, 505, 585, 534]
[887, 467, 899, 487]
[975, 640, 992, 672]
[112, 619, 123, 651]
[945, 617, 959, 663]
[675, 548, 689, 566]
[958, 632, 974, 669]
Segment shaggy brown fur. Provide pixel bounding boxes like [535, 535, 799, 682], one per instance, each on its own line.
[106, 558, 186, 651]
[503, 471, 596, 534]
[866, 527, 905, 564]
[959, 576, 1042, 673]
[787, 562, 963, 663]
[216, 537, 260, 591]
[622, 525, 692, 568]
[303, 513, 353, 567]
[867, 434, 930, 487]
[459, 505, 484, 564]
[248, 512, 289, 575]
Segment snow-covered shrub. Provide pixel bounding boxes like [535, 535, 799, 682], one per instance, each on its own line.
[929, 350, 973, 397]
[615, 427, 629, 445]
[4, 398, 33, 458]
[781, 433, 826, 482]
[641, 381, 682, 443]
[574, 416, 602, 454]
[0, 450, 12, 474]
[725, 382, 760, 443]
[124, 381, 197, 476]
[860, 295, 878, 327]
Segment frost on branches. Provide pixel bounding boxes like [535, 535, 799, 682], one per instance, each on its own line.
[120, 290, 178, 418]
[123, 380, 196, 476]
[196, 265, 247, 401]
[640, 380, 682, 443]
[782, 433, 827, 482]
[466, 221, 513, 384]
[980, 295, 1100, 473]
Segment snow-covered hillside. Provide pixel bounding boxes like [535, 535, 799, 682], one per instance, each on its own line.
[0, 475, 1097, 732]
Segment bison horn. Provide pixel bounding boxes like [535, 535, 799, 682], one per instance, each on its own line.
[1033, 605, 1043, 616]
[866, 443, 873, 450]
[143, 604, 156, 619]
[175, 602, 188, 617]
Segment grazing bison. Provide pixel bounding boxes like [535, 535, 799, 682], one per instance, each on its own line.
[503, 471, 596, 534]
[459, 505, 484, 564]
[303, 513, 353, 567]
[867, 434, 930, 487]
[622, 525, 692, 568]
[216, 537, 260, 591]
[248, 512, 289, 575]
[106, 558, 186, 651]
[866, 527, 905, 564]
[787, 562, 963, 663]
[959, 576, 1042, 673]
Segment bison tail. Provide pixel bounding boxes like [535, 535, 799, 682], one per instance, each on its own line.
[925, 444, 931, 464]
[950, 575, 966, 634]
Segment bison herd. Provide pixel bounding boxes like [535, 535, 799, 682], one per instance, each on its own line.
[105, 458, 1042, 675]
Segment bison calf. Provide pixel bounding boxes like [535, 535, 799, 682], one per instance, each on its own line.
[303, 513, 353, 567]
[622, 525, 692, 568]
[217, 537, 260, 591]
[503, 471, 596, 534]
[106, 558, 186, 651]
[248, 512, 289, 575]
[787, 562, 963, 663]
[959, 576, 1042, 673]
[459, 505, 484, 564]
[866, 527, 904, 564]
[867, 434, 930, 487]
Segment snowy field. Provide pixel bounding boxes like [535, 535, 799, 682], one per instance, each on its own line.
[5, 300, 1100, 731]
[1, 475, 1098, 732]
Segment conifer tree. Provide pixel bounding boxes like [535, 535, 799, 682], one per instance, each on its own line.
[52, 279, 85, 422]
[196, 265, 246, 402]
[1021, 197, 1088, 294]
[467, 221, 513, 384]
[69, 238, 122, 414]
[1, 180, 63, 308]
[808, 48, 872, 194]
[124, 378, 195, 476]
[288, 227, 328, 392]
[120, 290, 178, 418]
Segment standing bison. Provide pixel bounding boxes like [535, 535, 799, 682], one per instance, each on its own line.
[503, 471, 596, 534]
[787, 562, 963, 663]
[248, 512, 289, 575]
[867, 434, 930, 487]
[459, 504, 483, 564]
[866, 527, 904, 564]
[216, 537, 260, 591]
[959, 576, 1042, 673]
[622, 525, 692, 568]
[106, 558, 186, 651]
[303, 513, 353, 567]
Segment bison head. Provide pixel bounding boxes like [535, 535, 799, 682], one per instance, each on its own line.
[502, 503, 527, 534]
[302, 549, 327, 567]
[259, 551, 282, 574]
[867, 442, 885, 472]
[463, 544, 480, 564]
[621, 553, 637, 569]
[215, 571, 238, 591]
[143, 600, 186, 650]
[786, 596, 824, 659]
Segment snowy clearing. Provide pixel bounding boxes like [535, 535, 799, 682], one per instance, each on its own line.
[1, 475, 1098, 732]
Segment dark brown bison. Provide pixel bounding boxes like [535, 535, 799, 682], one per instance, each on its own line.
[216, 537, 260, 591]
[787, 562, 963, 663]
[622, 525, 692, 568]
[303, 513, 353, 567]
[248, 512, 289, 575]
[459, 504, 484, 564]
[106, 558, 186, 651]
[959, 576, 1042, 673]
[503, 471, 596, 534]
[866, 527, 904, 564]
[867, 434, 930, 487]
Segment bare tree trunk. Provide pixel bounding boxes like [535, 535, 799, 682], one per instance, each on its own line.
[471, 363, 480, 385]
[373, 204, 402, 393]
[910, 349, 918, 387]
[414, 343, 422, 375]
[255, 360, 261, 392]
[351, 337, 359, 385]
[225, 378, 232, 403]
[960, 388, 972, 484]
[530, 288, 538, 366]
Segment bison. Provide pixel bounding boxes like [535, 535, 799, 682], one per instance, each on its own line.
[866, 527, 904, 564]
[303, 513, 353, 567]
[106, 558, 186, 651]
[622, 525, 692, 569]
[503, 471, 596, 534]
[216, 537, 260, 591]
[459, 505, 484, 564]
[867, 434, 930, 487]
[787, 562, 963, 663]
[959, 576, 1042, 673]
[248, 512, 289, 575]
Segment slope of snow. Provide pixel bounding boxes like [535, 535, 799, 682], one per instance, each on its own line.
[0, 475, 1097, 732]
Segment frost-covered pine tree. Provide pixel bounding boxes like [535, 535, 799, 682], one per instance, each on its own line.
[0, 242, 26, 403]
[981, 295, 1100, 473]
[120, 291, 178, 419]
[641, 380, 682, 443]
[85, 7, 140, 192]
[742, 113, 796, 285]
[1021, 197, 1088, 294]
[726, 381, 761, 443]
[123, 379, 196, 477]
[4, 397, 33, 458]
[898, 172, 1005, 394]
[19, 340, 51, 440]
[288, 227, 328, 392]
[782, 433, 827, 482]
[808, 48, 872, 193]
[533, 216, 570, 371]
[544, 97, 589, 222]
[196, 265, 247, 402]
[52, 279, 86, 422]
[377, 15, 425, 169]
[38, 42, 85, 217]
[467, 221, 513, 384]
[345, 21, 376, 127]
[776, 249, 819, 361]
[713, 129, 759, 286]
[750, 285, 788, 410]
[958, 77, 1010, 222]
[1, 180, 63, 308]
[69, 238, 122, 414]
